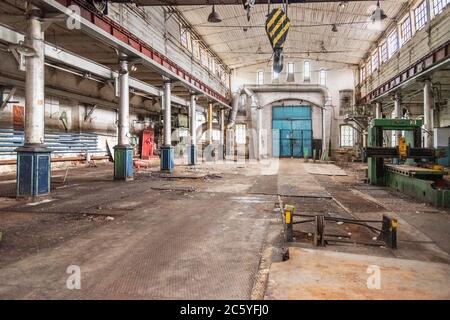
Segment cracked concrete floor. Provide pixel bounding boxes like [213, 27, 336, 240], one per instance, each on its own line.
[0, 161, 280, 299]
[0, 159, 449, 299]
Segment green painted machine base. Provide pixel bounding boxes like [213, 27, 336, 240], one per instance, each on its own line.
[114, 146, 134, 181]
[385, 171, 450, 208]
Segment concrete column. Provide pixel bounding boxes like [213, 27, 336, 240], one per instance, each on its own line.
[394, 92, 402, 119]
[375, 102, 382, 119]
[114, 54, 133, 181]
[208, 102, 213, 144]
[118, 56, 129, 146]
[16, 4, 51, 197]
[188, 93, 197, 165]
[25, 6, 45, 145]
[220, 109, 225, 145]
[161, 80, 174, 172]
[220, 108, 226, 161]
[423, 79, 433, 148]
[257, 107, 262, 160]
[394, 92, 403, 144]
[163, 80, 172, 146]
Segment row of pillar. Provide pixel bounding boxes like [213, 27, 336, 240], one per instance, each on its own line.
[372, 80, 434, 148]
[16, 4, 223, 198]
[17, 4, 224, 197]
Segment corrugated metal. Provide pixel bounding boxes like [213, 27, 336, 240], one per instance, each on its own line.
[0, 129, 104, 155]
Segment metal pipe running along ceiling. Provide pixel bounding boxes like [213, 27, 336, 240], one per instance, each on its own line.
[111, 0, 382, 5]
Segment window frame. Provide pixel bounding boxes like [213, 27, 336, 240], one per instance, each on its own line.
[371, 50, 379, 72]
[432, 0, 448, 16]
[380, 42, 388, 64]
[340, 125, 355, 148]
[303, 60, 311, 82]
[287, 62, 294, 74]
[414, 1, 428, 31]
[319, 69, 327, 86]
[256, 70, 264, 85]
[400, 16, 412, 45]
[235, 124, 247, 145]
[387, 30, 399, 58]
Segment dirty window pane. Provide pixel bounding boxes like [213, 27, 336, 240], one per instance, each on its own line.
[340, 125, 354, 147]
[235, 124, 246, 144]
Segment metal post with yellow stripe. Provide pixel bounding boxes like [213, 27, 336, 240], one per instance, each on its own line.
[284, 204, 295, 242]
[265, 8, 291, 73]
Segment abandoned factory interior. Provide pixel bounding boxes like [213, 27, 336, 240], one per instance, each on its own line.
[0, 0, 449, 301]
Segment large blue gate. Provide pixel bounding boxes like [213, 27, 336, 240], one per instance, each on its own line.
[272, 106, 312, 158]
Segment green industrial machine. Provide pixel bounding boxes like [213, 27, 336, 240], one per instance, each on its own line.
[366, 119, 449, 208]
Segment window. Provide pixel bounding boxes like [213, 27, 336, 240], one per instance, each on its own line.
[304, 60, 311, 82]
[360, 65, 366, 82]
[235, 124, 246, 144]
[400, 17, 412, 45]
[366, 59, 372, 75]
[272, 70, 279, 82]
[380, 42, 388, 63]
[388, 30, 398, 58]
[209, 57, 216, 74]
[340, 125, 354, 147]
[287, 62, 295, 82]
[200, 48, 208, 68]
[371, 50, 379, 72]
[287, 62, 294, 74]
[257, 70, 264, 85]
[433, 0, 448, 15]
[192, 40, 200, 60]
[414, 1, 428, 30]
[180, 27, 188, 48]
[319, 69, 327, 86]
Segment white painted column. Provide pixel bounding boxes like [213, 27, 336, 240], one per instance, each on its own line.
[163, 80, 172, 146]
[394, 92, 402, 143]
[257, 107, 262, 160]
[375, 102, 382, 119]
[220, 108, 225, 145]
[190, 94, 197, 145]
[423, 79, 433, 148]
[208, 102, 213, 144]
[25, 4, 45, 145]
[394, 92, 402, 119]
[118, 55, 129, 146]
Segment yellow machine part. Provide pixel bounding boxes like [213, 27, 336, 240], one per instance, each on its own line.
[398, 137, 407, 159]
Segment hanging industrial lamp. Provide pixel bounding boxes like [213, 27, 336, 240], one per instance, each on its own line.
[331, 24, 338, 32]
[207, 5, 222, 23]
[370, 0, 387, 22]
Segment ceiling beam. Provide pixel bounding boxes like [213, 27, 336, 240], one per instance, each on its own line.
[121, 0, 386, 6]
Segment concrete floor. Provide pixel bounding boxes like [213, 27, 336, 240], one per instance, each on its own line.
[0, 159, 449, 299]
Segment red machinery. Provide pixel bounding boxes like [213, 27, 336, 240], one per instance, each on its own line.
[140, 129, 158, 160]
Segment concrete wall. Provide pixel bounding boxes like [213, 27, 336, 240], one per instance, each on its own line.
[108, 3, 230, 97]
[0, 49, 159, 171]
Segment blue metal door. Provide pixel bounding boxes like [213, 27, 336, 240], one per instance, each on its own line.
[272, 106, 312, 158]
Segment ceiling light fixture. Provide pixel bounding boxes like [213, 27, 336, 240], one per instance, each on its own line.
[331, 24, 338, 32]
[370, 1, 387, 22]
[207, 5, 222, 23]
[338, 1, 348, 10]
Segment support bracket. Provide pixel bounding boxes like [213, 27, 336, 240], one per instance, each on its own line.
[84, 104, 97, 122]
[0, 86, 18, 110]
